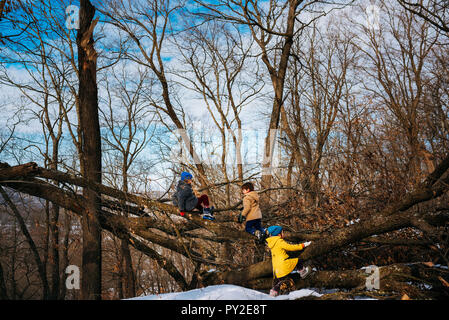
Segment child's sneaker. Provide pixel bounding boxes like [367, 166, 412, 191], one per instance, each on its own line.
[299, 266, 311, 279]
[202, 213, 215, 220]
[254, 228, 269, 243]
[253, 230, 263, 242]
[202, 207, 215, 220]
[269, 289, 279, 297]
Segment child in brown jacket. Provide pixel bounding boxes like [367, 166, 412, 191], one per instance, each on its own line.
[239, 182, 267, 241]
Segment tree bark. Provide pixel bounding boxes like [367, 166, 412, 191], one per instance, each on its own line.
[0, 261, 8, 300]
[0, 162, 38, 180]
[247, 263, 449, 299]
[260, 1, 300, 210]
[77, 0, 102, 300]
[0, 186, 50, 299]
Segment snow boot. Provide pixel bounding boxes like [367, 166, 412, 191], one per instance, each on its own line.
[254, 228, 268, 244]
[272, 278, 295, 296]
[202, 206, 215, 221]
[299, 266, 311, 279]
[269, 289, 279, 297]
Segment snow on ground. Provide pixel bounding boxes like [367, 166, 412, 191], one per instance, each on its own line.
[129, 264, 448, 300]
[129, 284, 323, 300]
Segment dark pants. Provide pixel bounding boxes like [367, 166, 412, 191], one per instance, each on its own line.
[245, 219, 264, 235]
[195, 194, 209, 210]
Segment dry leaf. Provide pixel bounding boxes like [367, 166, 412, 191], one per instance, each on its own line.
[422, 262, 434, 267]
[401, 294, 410, 300]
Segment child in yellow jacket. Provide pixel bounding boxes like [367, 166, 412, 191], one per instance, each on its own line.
[266, 225, 312, 296]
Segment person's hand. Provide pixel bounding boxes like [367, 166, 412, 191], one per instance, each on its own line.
[303, 241, 312, 247]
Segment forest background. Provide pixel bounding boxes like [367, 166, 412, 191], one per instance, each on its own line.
[0, 0, 448, 300]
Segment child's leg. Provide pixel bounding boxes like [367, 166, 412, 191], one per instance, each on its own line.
[256, 220, 265, 232]
[245, 219, 261, 234]
[272, 276, 281, 292]
[253, 219, 265, 234]
[244, 219, 256, 234]
[295, 259, 304, 271]
[289, 256, 310, 278]
[271, 276, 295, 295]
[288, 251, 305, 270]
[195, 194, 210, 210]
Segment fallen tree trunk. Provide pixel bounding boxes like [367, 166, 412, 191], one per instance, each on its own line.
[1, 153, 448, 291]
[201, 201, 449, 286]
[0, 163, 253, 289]
[0, 163, 253, 241]
[0, 174, 237, 263]
[246, 263, 449, 299]
[0, 162, 39, 180]
[202, 154, 449, 285]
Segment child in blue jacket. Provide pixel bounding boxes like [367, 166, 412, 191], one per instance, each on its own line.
[172, 172, 214, 220]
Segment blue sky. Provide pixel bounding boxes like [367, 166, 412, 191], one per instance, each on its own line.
[0, 0, 398, 190]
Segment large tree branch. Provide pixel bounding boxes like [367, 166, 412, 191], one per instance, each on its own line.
[247, 262, 449, 299]
[0, 162, 39, 181]
[1, 163, 254, 242]
[203, 154, 449, 285]
[2, 153, 449, 288]
[0, 163, 252, 268]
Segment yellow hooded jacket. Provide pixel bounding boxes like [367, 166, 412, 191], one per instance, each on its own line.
[266, 236, 305, 279]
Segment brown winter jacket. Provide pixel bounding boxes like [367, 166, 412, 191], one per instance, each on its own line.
[241, 191, 262, 221]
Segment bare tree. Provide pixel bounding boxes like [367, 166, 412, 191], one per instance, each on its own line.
[0, 186, 50, 299]
[76, 0, 102, 300]
[193, 0, 355, 209]
[398, 0, 449, 33]
[174, 18, 264, 205]
[0, 0, 79, 300]
[354, 1, 440, 186]
[281, 20, 357, 208]
[100, 64, 155, 298]
[99, 0, 211, 189]
[1, 0, 448, 300]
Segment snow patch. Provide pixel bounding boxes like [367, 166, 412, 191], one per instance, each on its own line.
[128, 284, 323, 300]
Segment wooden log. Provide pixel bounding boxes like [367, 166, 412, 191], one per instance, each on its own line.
[0, 162, 38, 181]
[246, 263, 449, 299]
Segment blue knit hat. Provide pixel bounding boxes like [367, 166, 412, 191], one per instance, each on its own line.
[181, 171, 193, 181]
[267, 225, 283, 236]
